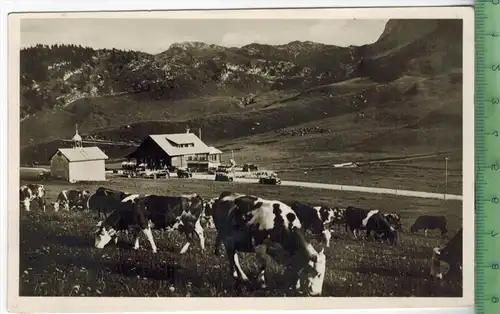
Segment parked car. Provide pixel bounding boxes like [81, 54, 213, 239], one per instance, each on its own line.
[177, 168, 193, 178]
[141, 169, 170, 179]
[37, 170, 51, 182]
[215, 171, 234, 182]
[258, 172, 281, 185]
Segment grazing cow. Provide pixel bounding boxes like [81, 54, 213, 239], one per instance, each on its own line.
[94, 193, 205, 254]
[344, 206, 398, 245]
[384, 213, 402, 230]
[431, 228, 463, 279]
[52, 189, 91, 212]
[89, 187, 130, 218]
[19, 184, 46, 212]
[290, 202, 332, 247]
[410, 215, 448, 237]
[211, 192, 327, 296]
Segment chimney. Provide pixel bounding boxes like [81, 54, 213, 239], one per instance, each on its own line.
[198, 128, 202, 140]
[186, 126, 190, 133]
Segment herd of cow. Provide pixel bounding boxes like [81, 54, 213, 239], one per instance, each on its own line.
[19, 183, 463, 296]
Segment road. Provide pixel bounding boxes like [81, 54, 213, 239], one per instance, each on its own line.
[20, 167, 463, 201]
[189, 173, 462, 201]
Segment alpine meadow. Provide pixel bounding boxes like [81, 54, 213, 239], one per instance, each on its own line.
[16, 17, 465, 300]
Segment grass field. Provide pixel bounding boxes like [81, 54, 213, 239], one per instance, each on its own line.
[18, 177, 463, 297]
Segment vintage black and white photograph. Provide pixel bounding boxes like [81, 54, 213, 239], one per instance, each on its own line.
[8, 7, 474, 311]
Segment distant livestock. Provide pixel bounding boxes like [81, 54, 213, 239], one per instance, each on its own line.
[211, 192, 327, 296]
[19, 184, 46, 212]
[94, 193, 205, 254]
[344, 206, 398, 245]
[410, 215, 448, 237]
[52, 189, 91, 212]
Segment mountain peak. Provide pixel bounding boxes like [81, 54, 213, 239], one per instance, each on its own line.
[168, 41, 225, 51]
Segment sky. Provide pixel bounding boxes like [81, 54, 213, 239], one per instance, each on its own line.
[21, 18, 388, 54]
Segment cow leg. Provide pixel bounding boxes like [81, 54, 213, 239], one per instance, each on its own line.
[142, 227, 158, 253]
[430, 248, 444, 279]
[214, 233, 223, 256]
[179, 235, 192, 255]
[322, 230, 331, 248]
[424, 229, 428, 237]
[353, 228, 358, 239]
[224, 240, 249, 282]
[282, 262, 301, 294]
[231, 252, 249, 282]
[64, 202, 70, 211]
[132, 229, 141, 250]
[255, 244, 268, 288]
[37, 197, 46, 212]
[193, 219, 205, 251]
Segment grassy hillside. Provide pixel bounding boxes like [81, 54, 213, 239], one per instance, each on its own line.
[20, 19, 463, 192]
[20, 178, 463, 297]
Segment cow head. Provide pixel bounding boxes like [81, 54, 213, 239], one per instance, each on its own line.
[299, 247, 327, 296]
[52, 201, 60, 212]
[385, 214, 402, 230]
[19, 186, 32, 211]
[94, 221, 116, 249]
[21, 199, 31, 211]
[386, 227, 398, 245]
[410, 222, 418, 233]
[292, 229, 327, 296]
[333, 207, 346, 223]
[34, 185, 45, 198]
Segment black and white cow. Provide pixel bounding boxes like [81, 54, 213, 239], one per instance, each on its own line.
[410, 215, 448, 237]
[94, 193, 205, 254]
[290, 202, 332, 248]
[201, 197, 218, 229]
[384, 213, 402, 230]
[19, 184, 46, 212]
[211, 192, 327, 296]
[314, 206, 346, 229]
[431, 228, 462, 279]
[344, 206, 398, 245]
[52, 189, 91, 212]
[88, 187, 130, 218]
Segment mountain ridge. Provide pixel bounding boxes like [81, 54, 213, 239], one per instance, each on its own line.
[19, 19, 463, 165]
